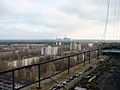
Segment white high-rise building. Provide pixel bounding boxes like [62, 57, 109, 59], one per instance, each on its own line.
[59, 42, 62, 46]
[70, 42, 73, 50]
[88, 43, 93, 48]
[41, 46, 52, 56]
[51, 47, 58, 56]
[70, 42, 77, 50]
[77, 44, 81, 51]
[73, 42, 77, 50]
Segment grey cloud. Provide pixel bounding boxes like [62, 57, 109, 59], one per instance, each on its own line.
[0, 0, 119, 39]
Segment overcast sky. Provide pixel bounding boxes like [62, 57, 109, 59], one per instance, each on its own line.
[0, 0, 120, 40]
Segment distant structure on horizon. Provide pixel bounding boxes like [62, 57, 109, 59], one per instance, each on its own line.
[56, 35, 71, 42]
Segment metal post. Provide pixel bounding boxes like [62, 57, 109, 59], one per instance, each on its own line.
[94, 50, 95, 58]
[37, 64, 41, 89]
[89, 51, 91, 64]
[97, 49, 100, 59]
[68, 57, 70, 74]
[77, 54, 79, 61]
[12, 70, 15, 90]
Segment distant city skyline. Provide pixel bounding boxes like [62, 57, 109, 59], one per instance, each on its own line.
[0, 0, 120, 40]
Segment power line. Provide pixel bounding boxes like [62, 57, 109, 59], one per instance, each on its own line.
[116, 0, 120, 40]
[113, 0, 117, 40]
[113, 0, 120, 40]
[101, 0, 110, 41]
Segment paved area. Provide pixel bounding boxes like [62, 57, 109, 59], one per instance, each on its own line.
[98, 54, 120, 90]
